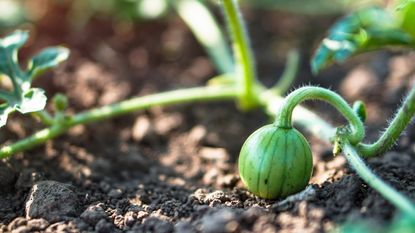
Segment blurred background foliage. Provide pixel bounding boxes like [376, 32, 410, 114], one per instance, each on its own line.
[0, 0, 392, 78]
[0, 0, 386, 31]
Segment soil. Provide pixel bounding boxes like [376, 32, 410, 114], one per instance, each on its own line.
[1, 2, 415, 233]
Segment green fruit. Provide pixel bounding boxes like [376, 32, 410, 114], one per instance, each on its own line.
[238, 124, 313, 199]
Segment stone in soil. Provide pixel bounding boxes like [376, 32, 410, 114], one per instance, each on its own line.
[25, 180, 80, 222]
[80, 203, 108, 226]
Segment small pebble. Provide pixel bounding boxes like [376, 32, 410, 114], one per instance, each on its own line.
[11, 225, 30, 233]
[81, 204, 108, 226]
[8, 217, 27, 231]
[132, 116, 153, 142]
[27, 219, 49, 231]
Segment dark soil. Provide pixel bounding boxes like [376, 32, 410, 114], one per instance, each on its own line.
[1, 2, 415, 233]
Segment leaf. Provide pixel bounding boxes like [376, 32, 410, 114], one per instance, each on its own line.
[0, 30, 69, 127]
[0, 30, 28, 79]
[0, 30, 28, 50]
[0, 88, 47, 127]
[28, 46, 70, 79]
[0, 104, 13, 128]
[311, 7, 414, 73]
[15, 88, 47, 114]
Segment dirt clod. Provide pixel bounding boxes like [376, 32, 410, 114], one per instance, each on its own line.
[25, 181, 80, 222]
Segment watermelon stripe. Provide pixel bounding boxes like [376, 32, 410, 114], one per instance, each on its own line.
[265, 129, 281, 198]
[277, 129, 290, 198]
[256, 127, 277, 196]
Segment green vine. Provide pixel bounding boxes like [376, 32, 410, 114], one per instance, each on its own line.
[0, 86, 238, 158]
[221, 0, 258, 109]
[342, 139, 415, 219]
[358, 84, 415, 157]
[0, 0, 414, 226]
[275, 86, 364, 145]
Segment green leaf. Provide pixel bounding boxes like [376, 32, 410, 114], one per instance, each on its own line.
[0, 30, 69, 127]
[0, 88, 47, 127]
[311, 7, 414, 73]
[28, 46, 70, 79]
[0, 104, 13, 128]
[0, 30, 28, 50]
[0, 30, 28, 79]
[16, 88, 47, 114]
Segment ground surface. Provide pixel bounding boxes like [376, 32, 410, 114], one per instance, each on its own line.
[0, 2, 415, 233]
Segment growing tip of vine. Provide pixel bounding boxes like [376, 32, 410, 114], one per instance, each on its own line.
[52, 93, 68, 112]
[353, 100, 366, 123]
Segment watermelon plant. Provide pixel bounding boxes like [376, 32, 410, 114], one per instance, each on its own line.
[1, 0, 415, 229]
[0, 30, 69, 127]
[237, 0, 415, 222]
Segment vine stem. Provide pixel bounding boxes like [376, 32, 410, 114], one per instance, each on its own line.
[0, 86, 339, 159]
[0, 86, 238, 158]
[342, 139, 415, 219]
[173, 0, 234, 74]
[275, 86, 365, 145]
[222, 0, 257, 109]
[260, 90, 336, 142]
[358, 84, 415, 157]
[31, 110, 54, 126]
